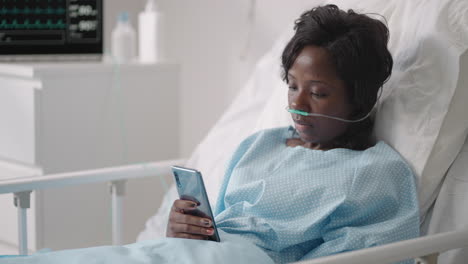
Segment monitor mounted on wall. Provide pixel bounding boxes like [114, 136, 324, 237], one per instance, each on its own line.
[0, 0, 103, 60]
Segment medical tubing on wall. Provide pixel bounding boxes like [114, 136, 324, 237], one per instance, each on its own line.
[239, 0, 256, 60]
[110, 56, 170, 193]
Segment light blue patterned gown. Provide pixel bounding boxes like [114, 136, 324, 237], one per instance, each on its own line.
[0, 126, 419, 264]
[214, 126, 420, 263]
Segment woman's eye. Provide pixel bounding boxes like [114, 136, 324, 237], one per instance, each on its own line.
[311, 92, 327, 98]
[288, 86, 298, 91]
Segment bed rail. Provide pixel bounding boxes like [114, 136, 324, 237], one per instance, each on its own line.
[0, 158, 186, 255]
[299, 228, 468, 264]
[1, 159, 467, 264]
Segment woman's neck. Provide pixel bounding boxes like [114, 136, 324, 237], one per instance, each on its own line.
[286, 138, 333, 151]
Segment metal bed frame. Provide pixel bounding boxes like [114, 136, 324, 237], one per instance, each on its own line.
[1, 159, 467, 264]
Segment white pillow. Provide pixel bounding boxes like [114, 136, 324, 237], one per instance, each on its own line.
[426, 56, 468, 262]
[352, 0, 468, 219]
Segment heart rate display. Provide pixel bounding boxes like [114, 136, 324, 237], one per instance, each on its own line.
[68, 0, 100, 43]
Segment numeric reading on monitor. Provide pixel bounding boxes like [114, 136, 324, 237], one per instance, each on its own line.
[68, 0, 100, 42]
[0, 0, 102, 55]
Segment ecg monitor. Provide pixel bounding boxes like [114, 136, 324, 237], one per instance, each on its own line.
[0, 0, 103, 59]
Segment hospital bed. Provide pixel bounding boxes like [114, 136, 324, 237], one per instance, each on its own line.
[1, 0, 468, 263]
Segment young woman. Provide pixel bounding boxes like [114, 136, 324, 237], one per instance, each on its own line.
[167, 5, 419, 264]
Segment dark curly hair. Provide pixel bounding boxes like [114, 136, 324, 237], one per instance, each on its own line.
[282, 4, 393, 150]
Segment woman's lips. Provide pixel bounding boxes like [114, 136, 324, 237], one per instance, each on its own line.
[294, 121, 313, 133]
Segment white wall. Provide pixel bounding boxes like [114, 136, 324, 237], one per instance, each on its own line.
[159, 0, 324, 157]
[105, 0, 323, 156]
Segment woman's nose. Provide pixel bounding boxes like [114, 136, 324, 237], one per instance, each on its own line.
[291, 90, 310, 112]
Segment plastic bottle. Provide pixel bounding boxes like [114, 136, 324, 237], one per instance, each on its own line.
[111, 12, 137, 63]
[138, 0, 163, 63]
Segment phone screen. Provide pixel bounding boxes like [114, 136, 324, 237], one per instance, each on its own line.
[172, 166, 220, 242]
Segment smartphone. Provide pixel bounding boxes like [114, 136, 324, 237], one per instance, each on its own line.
[171, 165, 221, 242]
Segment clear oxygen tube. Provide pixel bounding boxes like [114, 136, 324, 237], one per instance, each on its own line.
[286, 89, 382, 123]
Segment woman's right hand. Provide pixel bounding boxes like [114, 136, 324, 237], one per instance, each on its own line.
[166, 199, 215, 240]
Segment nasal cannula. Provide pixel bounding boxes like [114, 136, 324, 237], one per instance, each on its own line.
[286, 87, 383, 123]
[286, 107, 374, 123]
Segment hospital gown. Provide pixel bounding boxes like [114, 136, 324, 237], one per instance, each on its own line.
[215, 126, 420, 263]
[0, 126, 419, 264]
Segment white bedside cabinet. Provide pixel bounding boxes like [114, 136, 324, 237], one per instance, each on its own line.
[0, 62, 180, 253]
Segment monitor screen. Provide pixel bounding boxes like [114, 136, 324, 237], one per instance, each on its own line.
[0, 0, 103, 55]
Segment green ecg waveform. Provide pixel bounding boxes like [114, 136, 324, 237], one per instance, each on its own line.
[0, 7, 66, 15]
[0, 19, 66, 29]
